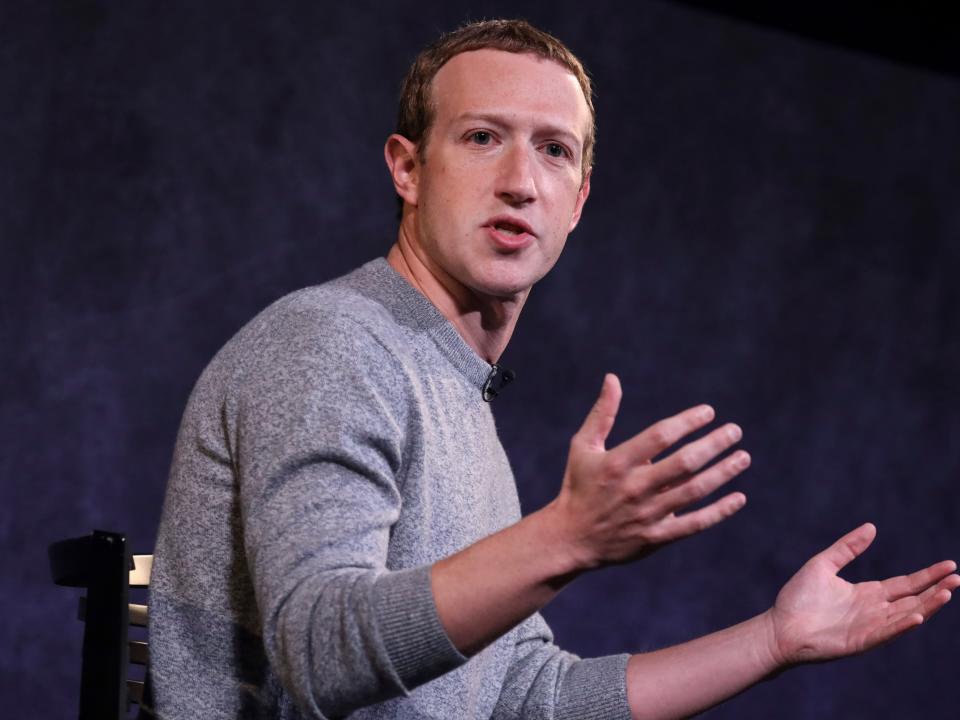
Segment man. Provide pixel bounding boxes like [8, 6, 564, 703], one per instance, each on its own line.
[150, 19, 959, 719]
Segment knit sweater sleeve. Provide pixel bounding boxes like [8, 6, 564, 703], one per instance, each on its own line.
[233, 309, 465, 718]
[492, 613, 633, 720]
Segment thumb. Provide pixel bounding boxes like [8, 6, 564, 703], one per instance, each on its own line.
[819, 522, 877, 574]
[576, 373, 622, 450]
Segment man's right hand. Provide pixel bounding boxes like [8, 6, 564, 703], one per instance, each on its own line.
[432, 373, 750, 656]
[548, 373, 751, 570]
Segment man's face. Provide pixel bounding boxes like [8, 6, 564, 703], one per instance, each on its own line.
[407, 49, 592, 300]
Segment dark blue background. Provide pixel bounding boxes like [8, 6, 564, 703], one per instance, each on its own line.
[2, 1, 958, 717]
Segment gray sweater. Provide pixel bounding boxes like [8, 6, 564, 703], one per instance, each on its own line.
[150, 258, 631, 719]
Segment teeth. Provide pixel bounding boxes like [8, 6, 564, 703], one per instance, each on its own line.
[496, 224, 523, 235]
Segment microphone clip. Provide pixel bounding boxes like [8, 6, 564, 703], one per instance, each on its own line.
[482, 364, 516, 402]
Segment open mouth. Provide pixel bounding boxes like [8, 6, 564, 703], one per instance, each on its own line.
[491, 220, 532, 236]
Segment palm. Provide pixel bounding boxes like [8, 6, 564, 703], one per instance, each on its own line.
[769, 523, 959, 665]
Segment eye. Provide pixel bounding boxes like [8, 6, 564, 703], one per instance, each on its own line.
[544, 142, 569, 159]
[469, 131, 492, 145]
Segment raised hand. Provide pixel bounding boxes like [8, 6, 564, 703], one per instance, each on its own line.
[768, 523, 960, 666]
[550, 373, 750, 568]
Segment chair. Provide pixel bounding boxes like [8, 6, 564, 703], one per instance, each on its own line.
[49, 530, 154, 719]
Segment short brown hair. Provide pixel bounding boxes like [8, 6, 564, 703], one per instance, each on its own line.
[396, 19, 596, 175]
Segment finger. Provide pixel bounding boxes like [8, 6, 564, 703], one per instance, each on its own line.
[939, 572, 960, 593]
[575, 373, 622, 450]
[818, 523, 877, 574]
[610, 403, 715, 467]
[889, 578, 957, 620]
[913, 574, 960, 613]
[648, 423, 744, 489]
[917, 585, 955, 622]
[646, 450, 751, 516]
[882, 560, 958, 602]
[863, 611, 924, 650]
[653, 491, 747, 542]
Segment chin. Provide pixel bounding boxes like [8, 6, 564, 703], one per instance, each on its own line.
[458, 250, 557, 299]
[470, 269, 544, 300]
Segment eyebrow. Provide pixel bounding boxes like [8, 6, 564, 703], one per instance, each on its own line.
[453, 112, 584, 153]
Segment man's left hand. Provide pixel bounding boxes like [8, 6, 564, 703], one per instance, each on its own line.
[766, 523, 959, 666]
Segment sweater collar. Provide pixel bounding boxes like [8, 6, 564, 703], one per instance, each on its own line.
[358, 258, 494, 392]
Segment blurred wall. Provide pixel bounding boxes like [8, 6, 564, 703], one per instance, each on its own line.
[1, 1, 957, 717]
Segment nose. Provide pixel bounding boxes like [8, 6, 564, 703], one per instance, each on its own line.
[495, 144, 538, 207]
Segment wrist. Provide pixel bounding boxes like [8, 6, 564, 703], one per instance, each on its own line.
[757, 609, 791, 672]
[533, 499, 597, 578]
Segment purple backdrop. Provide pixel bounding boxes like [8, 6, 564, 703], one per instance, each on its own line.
[2, 1, 957, 717]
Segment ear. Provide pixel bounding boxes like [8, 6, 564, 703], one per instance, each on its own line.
[384, 133, 421, 207]
[567, 168, 592, 233]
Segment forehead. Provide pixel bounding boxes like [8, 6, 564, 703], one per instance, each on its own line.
[430, 49, 590, 138]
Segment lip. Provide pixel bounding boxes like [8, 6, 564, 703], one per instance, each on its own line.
[484, 215, 536, 251]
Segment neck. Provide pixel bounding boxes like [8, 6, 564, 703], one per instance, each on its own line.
[386, 227, 527, 364]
